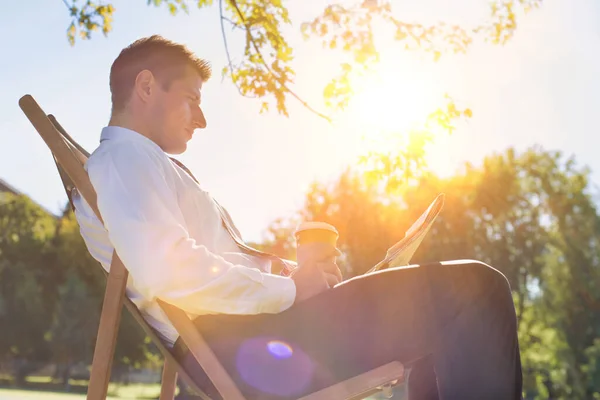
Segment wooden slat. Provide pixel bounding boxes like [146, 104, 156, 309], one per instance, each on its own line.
[346, 380, 401, 400]
[21, 96, 230, 399]
[47, 114, 91, 158]
[18, 94, 128, 400]
[86, 254, 128, 399]
[299, 362, 404, 400]
[121, 295, 209, 398]
[18, 95, 102, 222]
[158, 300, 246, 400]
[45, 112, 211, 400]
[159, 358, 178, 400]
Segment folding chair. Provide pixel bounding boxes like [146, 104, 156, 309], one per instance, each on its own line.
[19, 94, 405, 400]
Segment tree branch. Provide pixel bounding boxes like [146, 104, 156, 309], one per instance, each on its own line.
[219, 0, 252, 98]
[227, 0, 332, 123]
[221, 15, 242, 30]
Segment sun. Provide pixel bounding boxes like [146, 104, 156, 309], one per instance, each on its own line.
[345, 56, 443, 137]
[335, 54, 462, 179]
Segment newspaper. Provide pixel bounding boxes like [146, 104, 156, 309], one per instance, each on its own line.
[365, 193, 445, 274]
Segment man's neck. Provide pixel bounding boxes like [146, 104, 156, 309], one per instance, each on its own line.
[108, 113, 154, 143]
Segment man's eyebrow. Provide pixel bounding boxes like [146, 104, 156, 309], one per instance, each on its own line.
[187, 89, 201, 102]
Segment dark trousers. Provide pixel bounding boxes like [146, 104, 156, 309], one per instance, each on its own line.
[175, 260, 523, 399]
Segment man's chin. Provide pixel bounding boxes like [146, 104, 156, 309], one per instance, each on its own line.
[164, 142, 188, 155]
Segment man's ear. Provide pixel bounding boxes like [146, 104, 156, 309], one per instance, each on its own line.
[134, 69, 155, 104]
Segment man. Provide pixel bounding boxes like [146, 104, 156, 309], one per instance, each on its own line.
[73, 35, 523, 399]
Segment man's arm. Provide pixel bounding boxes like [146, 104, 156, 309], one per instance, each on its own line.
[87, 142, 296, 315]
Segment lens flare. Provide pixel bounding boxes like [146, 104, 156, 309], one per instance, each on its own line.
[267, 340, 293, 359]
[235, 337, 314, 397]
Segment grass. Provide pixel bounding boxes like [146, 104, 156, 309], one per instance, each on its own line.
[0, 374, 163, 399]
[0, 388, 120, 399]
[107, 383, 162, 399]
[0, 376, 404, 399]
[0, 387, 406, 400]
[0, 382, 163, 399]
[0, 388, 403, 400]
[0, 388, 406, 399]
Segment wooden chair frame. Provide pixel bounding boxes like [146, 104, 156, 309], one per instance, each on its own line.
[19, 94, 405, 399]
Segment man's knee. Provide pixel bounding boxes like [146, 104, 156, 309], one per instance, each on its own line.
[439, 259, 509, 285]
[432, 259, 513, 305]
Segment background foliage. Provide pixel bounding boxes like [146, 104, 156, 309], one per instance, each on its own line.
[3, 142, 600, 398]
[61, 0, 542, 120]
[5, 1, 596, 398]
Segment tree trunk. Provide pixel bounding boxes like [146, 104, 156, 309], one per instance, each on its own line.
[62, 362, 72, 392]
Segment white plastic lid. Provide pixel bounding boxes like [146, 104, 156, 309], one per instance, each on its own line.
[294, 221, 338, 236]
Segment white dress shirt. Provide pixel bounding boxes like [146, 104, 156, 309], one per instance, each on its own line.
[73, 126, 296, 346]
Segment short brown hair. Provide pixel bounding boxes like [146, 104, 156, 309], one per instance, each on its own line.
[109, 35, 212, 113]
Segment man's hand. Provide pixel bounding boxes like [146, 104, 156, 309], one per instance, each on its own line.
[290, 248, 343, 304]
[290, 262, 330, 304]
[319, 260, 343, 286]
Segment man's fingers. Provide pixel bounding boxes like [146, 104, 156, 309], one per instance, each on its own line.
[318, 261, 343, 282]
[319, 260, 342, 287]
[324, 272, 341, 287]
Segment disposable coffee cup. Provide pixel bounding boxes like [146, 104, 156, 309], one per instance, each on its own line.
[295, 222, 339, 266]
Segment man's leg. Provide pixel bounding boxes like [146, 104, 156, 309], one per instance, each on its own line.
[177, 260, 522, 399]
[407, 355, 439, 400]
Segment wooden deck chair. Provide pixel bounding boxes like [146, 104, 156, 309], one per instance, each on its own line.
[18, 94, 405, 400]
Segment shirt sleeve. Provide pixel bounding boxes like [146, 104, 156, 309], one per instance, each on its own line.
[87, 142, 296, 316]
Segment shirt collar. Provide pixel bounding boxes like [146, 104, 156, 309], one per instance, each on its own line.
[100, 125, 164, 153]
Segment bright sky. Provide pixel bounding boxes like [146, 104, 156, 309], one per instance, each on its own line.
[1, 0, 599, 242]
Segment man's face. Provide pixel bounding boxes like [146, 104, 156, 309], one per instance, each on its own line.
[149, 66, 206, 154]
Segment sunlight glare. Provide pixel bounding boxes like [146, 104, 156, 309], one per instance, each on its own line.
[320, 54, 463, 185]
[423, 132, 459, 178]
[345, 58, 442, 136]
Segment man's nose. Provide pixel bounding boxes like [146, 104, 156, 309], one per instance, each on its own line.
[194, 106, 207, 129]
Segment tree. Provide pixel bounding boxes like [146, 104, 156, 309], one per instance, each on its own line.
[258, 145, 600, 398]
[49, 269, 101, 389]
[0, 194, 58, 383]
[49, 209, 158, 384]
[61, 0, 543, 120]
[0, 196, 157, 386]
